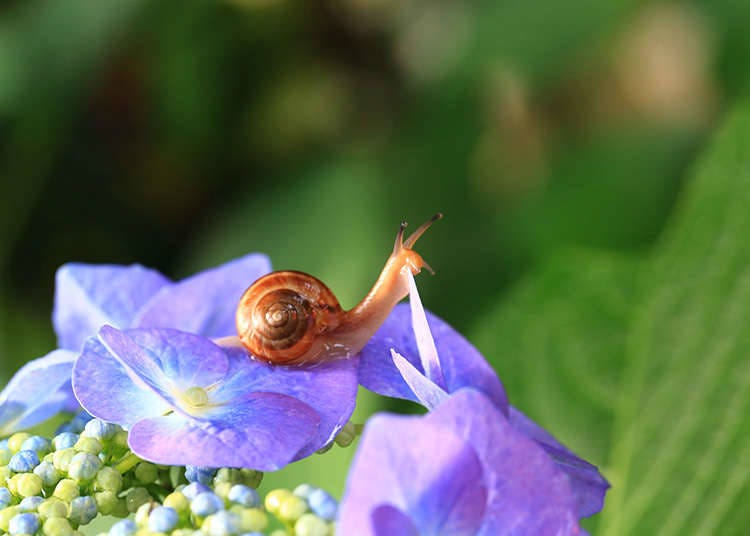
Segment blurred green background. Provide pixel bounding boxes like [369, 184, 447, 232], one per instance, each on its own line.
[2, 0, 750, 534]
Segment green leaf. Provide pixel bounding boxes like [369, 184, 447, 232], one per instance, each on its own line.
[471, 249, 638, 467]
[472, 103, 750, 534]
[601, 104, 750, 534]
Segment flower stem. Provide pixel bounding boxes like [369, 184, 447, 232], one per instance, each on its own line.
[114, 452, 141, 474]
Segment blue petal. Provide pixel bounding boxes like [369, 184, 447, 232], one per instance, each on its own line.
[339, 411, 487, 536]
[73, 337, 171, 428]
[359, 304, 508, 413]
[218, 346, 358, 458]
[127, 392, 319, 470]
[53, 264, 170, 350]
[0, 350, 77, 435]
[424, 390, 580, 535]
[390, 350, 447, 410]
[135, 254, 272, 337]
[371, 505, 419, 536]
[508, 406, 609, 518]
[108, 328, 229, 392]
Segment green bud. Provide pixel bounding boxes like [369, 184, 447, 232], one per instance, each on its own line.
[163, 492, 189, 513]
[240, 469, 263, 489]
[134, 462, 158, 484]
[112, 431, 129, 450]
[237, 508, 268, 532]
[125, 487, 151, 513]
[94, 466, 122, 493]
[213, 468, 240, 484]
[73, 437, 102, 456]
[94, 491, 118, 515]
[7, 473, 19, 495]
[264, 488, 292, 514]
[44, 517, 75, 536]
[334, 422, 357, 448]
[16, 472, 43, 497]
[269, 530, 289, 536]
[0, 466, 11, 487]
[53, 479, 80, 502]
[213, 482, 232, 500]
[0, 506, 21, 531]
[38, 498, 69, 519]
[7, 433, 31, 453]
[0, 449, 11, 465]
[278, 494, 308, 523]
[295, 513, 330, 536]
[110, 498, 130, 519]
[52, 449, 76, 473]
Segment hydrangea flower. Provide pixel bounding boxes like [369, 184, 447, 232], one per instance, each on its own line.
[0, 254, 271, 435]
[72, 326, 358, 468]
[339, 389, 581, 535]
[359, 272, 609, 519]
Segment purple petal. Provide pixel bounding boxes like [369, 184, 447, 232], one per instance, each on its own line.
[135, 254, 272, 337]
[339, 412, 487, 536]
[391, 350, 447, 411]
[424, 390, 580, 535]
[218, 346, 358, 458]
[128, 392, 319, 470]
[0, 350, 77, 435]
[53, 264, 170, 350]
[359, 304, 508, 413]
[371, 505, 419, 536]
[73, 337, 171, 428]
[509, 406, 609, 518]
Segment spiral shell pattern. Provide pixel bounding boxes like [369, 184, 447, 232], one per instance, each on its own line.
[236, 271, 343, 365]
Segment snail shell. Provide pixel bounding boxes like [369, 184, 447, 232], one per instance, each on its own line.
[236, 271, 344, 366]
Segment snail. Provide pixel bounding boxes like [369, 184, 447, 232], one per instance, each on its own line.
[232, 213, 442, 366]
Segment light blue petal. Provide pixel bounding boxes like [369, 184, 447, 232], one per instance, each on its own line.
[390, 350, 447, 411]
[53, 263, 170, 350]
[135, 254, 272, 337]
[73, 337, 170, 428]
[0, 350, 77, 435]
[128, 392, 319, 470]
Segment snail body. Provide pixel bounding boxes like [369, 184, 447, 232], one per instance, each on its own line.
[233, 214, 442, 366]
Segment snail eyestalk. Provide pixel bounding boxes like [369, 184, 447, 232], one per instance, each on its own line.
[403, 212, 443, 250]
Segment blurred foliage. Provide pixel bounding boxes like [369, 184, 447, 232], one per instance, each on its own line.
[1, 0, 750, 532]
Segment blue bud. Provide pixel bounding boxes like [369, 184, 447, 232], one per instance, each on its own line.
[0, 487, 12, 508]
[307, 488, 338, 521]
[191, 491, 224, 516]
[20, 436, 51, 455]
[8, 450, 40, 472]
[185, 465, 217, 485]
[8, 512, 40, 535]
[293, 484, 315, 500]
[69, 411, 94, 433]
[148, 506, 178, 532]
[33, 461, 60, 487]
[55, 423, 74, 434]
[182, 482, 211, 500]
[110, 518, 138, 536]
[70, 496, 98, 525]
[228, 484, 260, 508]
[0, 439, 7, 449]
[19, 496, 44, 512]
[68, 452, 102, 481]
[83, 419, 118, 440]
[52, 432, 79, 451]
[204, 510, 240, 536]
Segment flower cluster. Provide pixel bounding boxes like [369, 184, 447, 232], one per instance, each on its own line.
[0, 251, 609, 535]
